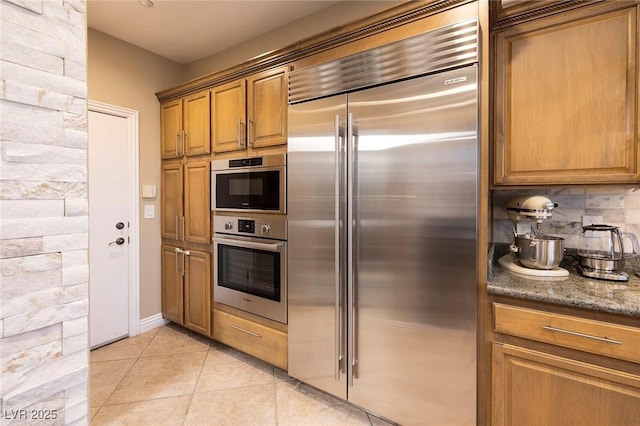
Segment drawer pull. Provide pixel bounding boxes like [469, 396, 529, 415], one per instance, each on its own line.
[230, 324, 261, 338]
[542, 325, 622, 345]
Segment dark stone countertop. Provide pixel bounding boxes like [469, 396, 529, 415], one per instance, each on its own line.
[487, 244, 640, 318]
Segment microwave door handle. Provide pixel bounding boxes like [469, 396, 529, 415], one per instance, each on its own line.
[215, 237, 283, 252]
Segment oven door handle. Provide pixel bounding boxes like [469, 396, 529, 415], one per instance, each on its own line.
[214, 236, 284, 252]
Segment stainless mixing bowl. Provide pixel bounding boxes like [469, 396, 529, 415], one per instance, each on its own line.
[511, 234, 565, 270]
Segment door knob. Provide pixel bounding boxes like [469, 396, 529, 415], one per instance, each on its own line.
[116, 222, 125, 229]
[109, 237, 126, 246]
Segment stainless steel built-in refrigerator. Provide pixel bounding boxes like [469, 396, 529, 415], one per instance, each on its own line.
[287, 19, 478, 425]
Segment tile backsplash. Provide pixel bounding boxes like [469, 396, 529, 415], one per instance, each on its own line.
[492, 186, 640, 249]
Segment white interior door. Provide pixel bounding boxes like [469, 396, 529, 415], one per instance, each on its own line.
[89, 109, 131, 348]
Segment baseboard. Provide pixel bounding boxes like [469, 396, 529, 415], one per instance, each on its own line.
[139, 313, 170, 334]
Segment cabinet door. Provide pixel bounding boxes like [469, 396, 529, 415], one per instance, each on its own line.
[247, 66, 288, 149]
[161, 160, 183, 240]
[212, 79, 246, 153]
[184, 249, 211, 336]
[161, 244, 184, 324]
[183, 91, 211, 156]
[494, 3, 639, 185]
[492, 343, 640, 426]
[184, 159, 211, 244]
[161, 99, 183, 159]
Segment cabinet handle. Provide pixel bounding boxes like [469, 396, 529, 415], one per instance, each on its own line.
[175, 216, 179, 240]
[175, 132, 180, 157]
[181, 249, 189, 276]
[238, 121, 243, 149]
[230, 324, 261, 338]
[174, 247, 181, 272]
[182, 130, 187, 155]
[542, 325, 622, 345]
[182, 216, 186, 241]
[248, 120, 255, 147]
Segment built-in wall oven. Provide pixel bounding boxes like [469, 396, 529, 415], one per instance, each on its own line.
[211, 154, 286, 214]
[213, 214, 287, 324]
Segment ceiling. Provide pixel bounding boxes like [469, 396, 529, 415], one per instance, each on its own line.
[87, 0, 342, 64]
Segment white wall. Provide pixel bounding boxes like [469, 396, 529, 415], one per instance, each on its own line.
[0, 0, 89, 423]
[87, 28, 184, 319]
[184, 0, 402, 80]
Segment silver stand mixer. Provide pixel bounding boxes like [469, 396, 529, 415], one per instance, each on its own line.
[500, 196, 567, 277]
[506, 195, 556, 236]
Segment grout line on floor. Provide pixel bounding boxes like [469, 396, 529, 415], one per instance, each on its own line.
[90, 325, 157, 415]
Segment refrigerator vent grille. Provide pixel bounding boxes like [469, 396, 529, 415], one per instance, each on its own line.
[289, 17, 478, 104]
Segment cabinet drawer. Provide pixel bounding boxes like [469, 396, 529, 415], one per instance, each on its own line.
[213, 309, 287, 370]
[494, 303, 640, 364]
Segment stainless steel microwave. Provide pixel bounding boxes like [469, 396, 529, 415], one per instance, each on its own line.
[211, 154, 286, 214]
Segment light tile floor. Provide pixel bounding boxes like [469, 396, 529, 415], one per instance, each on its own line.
[90, 324, 396, 425]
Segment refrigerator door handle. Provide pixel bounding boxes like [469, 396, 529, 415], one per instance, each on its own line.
[334, 114, 343, 380]
[347, 112, 358, 385]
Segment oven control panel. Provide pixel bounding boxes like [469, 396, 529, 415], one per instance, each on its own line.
[238, 219, 255, 234]
[214, 215, 287, 240]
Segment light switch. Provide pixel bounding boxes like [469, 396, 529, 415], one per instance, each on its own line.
[142, 185, 157, 199]
[144, 204, 155, 219]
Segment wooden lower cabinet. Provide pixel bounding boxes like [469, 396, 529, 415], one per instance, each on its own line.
[161, 244, 183, 324]
[183, 249, 211, 336]
[491, 301, 640, 425]
[161, 244, 211, 337]
[492, 343, 640, 426]
[213, 309, 287, 370]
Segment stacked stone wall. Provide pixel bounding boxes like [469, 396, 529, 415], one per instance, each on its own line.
[1, 0, 89, 424]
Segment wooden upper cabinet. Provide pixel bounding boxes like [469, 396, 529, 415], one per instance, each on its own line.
[212, 66, 289, 154]
[247, 66, 288, 150]
[161, 160, 183, 240]
[161, 90, 211, 159]
[493, 2, 639, 185]
[161, 99, 183, 159]
[183, 159, 211, 244]
[161, 159, 211, 244]
[183, 91, 211, 156]
[211, 79, 247, 153]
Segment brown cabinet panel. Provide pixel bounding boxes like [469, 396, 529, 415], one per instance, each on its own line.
[160, 99, 183, 159]
[247, 67, 288, 150]
[212, 79, 246, 153]
[183, 159, 211, 244]
[492, 343, 640, 426]
[212, 66, 289, 155]
[162, 159, 210, 244]
[183, 91, 211, 156]
[494, 303, 640, 364]
[161, 244, 184, 324]
[494, 2, 639, 184]
[184, 249, 211, 336]
[161, 160, 183, 240]
[213, 309, 287, 370]
[162, 90, 210, 159]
